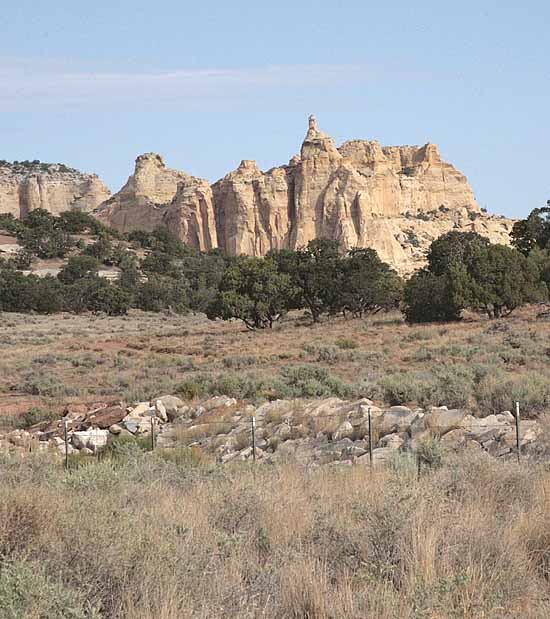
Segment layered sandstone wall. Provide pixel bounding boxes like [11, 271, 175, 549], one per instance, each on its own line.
[0, 118, 513, 274]
[94, 119, 513, 274]
[0, 161, 111, 217]
[94, 153, 218, 252]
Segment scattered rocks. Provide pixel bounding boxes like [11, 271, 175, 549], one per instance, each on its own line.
[2, 394, 544, 467]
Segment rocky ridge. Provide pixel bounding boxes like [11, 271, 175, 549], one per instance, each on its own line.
[2, 394, 542, 465]
[94, 153, 217, 252]
[0, 160, 111, 217]
[95, 116, 513, 274]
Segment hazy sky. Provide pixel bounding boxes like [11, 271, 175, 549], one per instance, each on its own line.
[1, 0, 548, 218]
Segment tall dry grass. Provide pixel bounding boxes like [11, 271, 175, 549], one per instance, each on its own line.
[0, 448, 550, 617]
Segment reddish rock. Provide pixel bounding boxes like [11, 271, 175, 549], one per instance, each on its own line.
[86, 406, 126, 429]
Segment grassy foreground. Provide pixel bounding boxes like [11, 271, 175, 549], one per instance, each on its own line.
[1, 448, 550, 618]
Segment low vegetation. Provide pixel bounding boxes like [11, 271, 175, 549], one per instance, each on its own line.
[1, 448, 550, 617]
[1, 206, 550, 617]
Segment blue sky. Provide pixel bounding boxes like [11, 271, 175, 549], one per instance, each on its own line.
[1, 0, 548, 218]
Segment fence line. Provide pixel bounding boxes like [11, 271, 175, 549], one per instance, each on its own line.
[6, 401, 527, 470]
[168, 402, 525, 468]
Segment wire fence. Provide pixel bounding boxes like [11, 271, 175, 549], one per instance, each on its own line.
[1, 401, 532, 470]
[144, 402, 528, 469]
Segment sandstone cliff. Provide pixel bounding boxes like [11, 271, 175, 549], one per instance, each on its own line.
[210, 116, 513, 273]
[94, 153, 217, 252]
[3, 118, 512, 275]
[0, 160, 110, 217]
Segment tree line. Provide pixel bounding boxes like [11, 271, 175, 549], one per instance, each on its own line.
[0, 204, 549, 323]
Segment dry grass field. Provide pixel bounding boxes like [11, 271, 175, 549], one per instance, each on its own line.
[1, 447, 550, 617]
[1, 305, 550, 425]
[2, 307, 550, 617]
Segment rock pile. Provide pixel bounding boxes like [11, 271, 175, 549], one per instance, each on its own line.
[0, 395, 544, 465]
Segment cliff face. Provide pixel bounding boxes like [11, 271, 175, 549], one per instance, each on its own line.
[0, 161, 110, 217]
[94, 153, 217, 252]
[22, 116, 508, 275]
[210, 116, 512, 273]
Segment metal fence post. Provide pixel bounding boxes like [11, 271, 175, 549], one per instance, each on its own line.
[63, 419, 69, 470]
[515, 401, 521, 464]
[251, 416, 256, 464]
[368, 407, 373, 466]
[151, 417, 156, 451]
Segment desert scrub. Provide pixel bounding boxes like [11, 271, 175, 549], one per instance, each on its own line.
[0, 450, 550, 616]
[16, 372, 77, 398]
[221, 355, 259, 369]
[172, 422, 233, 445]
[17, 407, 58, 429]
[0, 560, 99, 619]
[335, 337, 358, 350]
[303, 343, 357, 364]
[279, 364, 357, 398]
[476, 371, 550, 417]
[378, 365, 474, 408]
[176, 365, 358, 402]
[417, 436, 446, 468]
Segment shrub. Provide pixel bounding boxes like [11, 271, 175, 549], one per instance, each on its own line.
[378, 366, 474, 408]
[476, 372, 550, 417]
[416, 436, 446, 468]
[0, 560, 98, 619]
[135, 278, 188, 313]
[335, 337, 358, 350]
[280, 364, 356, 398]
[17, 372, 76, 398]
[18, 407, 57, 429]
[58, 256, 101, 284]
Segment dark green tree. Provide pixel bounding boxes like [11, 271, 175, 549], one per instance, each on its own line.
[135, 277, 189, 313]
[270, 239, 343, 322]
[468, 244, 547, 317]
[17, 209, 73, 259]
[340, 248, 403, 317]
[84, 238, 114, 263]
[58, 256, 101, 284]
[427, 231, 489, 275]
[207, 256, 294, 329]
[0, 271, 62, 313]
[403, 265, 470, 323]
[511, 203, 550, 255]
[62, 277, 130, 315]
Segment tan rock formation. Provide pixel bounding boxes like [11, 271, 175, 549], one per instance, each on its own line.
[94, 153, 218, 251]
[0, 161, 110, 217]
[94, 117, 514, 274]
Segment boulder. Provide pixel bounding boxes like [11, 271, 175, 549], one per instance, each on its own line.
[86, 405, 126, 429]
[71, 429, 109, 452]
[7, 430, 31, 447]
[423, 407, 466, 436]
[156, 395, 186, 420]
[154, 400, 168, 422]
[57, 443, 76, 456]
[379, 433, 406, 450]
[441, 428, 468, 448]
[358, 447, 396, 465]
[202, 396, 237, 412]
[127, 402, 152, 418]
[333, 421, 354, 441]
[377, 407, 418, 437]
